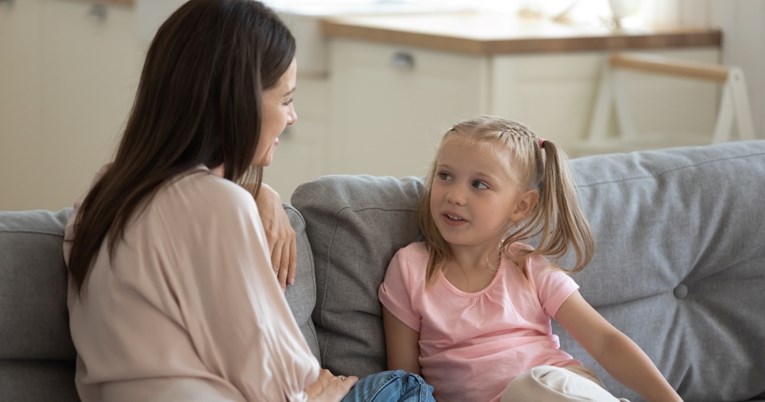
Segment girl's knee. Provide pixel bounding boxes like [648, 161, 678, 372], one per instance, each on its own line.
[501, 366, 619, 402]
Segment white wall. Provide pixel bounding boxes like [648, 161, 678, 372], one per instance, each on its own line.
[1, 0, 761, 211]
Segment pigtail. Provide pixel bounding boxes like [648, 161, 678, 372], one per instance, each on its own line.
[528, 139, 594, 273]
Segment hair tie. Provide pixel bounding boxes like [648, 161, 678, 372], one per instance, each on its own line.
[537, 138, 546, 148]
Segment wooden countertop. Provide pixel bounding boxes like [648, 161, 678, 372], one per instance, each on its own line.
[102, 0, 133, 6]
[65, 0, 134, 7]
[320, 12, 722, 55]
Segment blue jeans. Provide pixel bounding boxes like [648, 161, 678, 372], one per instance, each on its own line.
[341, 370, 435, 402]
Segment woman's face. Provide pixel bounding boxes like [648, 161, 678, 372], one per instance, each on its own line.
[253, 58, 298, 166]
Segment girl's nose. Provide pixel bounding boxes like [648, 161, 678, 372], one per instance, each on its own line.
[446, 188, 466, 206]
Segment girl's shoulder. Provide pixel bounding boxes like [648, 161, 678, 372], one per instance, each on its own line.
[505, 242, 560, 275]
[389, 242, 429, 275]
[392, 242, 429, 265]
[397, 241, 428, 256]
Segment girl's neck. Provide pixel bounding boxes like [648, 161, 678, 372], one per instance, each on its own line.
[443, 245, 502, 293]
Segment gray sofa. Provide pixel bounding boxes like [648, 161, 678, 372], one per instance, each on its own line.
[2, 140, 764, 402]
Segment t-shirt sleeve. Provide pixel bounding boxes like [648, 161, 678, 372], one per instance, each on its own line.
[378, 248, 421, 332]
[528, 255, 579, 318]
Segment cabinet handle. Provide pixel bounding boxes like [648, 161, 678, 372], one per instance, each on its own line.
[88, 4, 108, 21]
[391, 51, 415, 70]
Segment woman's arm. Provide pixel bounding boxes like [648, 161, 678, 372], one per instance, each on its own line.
[555, 291, 683, 402]
[249, 183, 297, 288]
[382, 307, 421, 374]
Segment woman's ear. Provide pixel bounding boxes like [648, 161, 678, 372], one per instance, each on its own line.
[512, 189, 539, 221]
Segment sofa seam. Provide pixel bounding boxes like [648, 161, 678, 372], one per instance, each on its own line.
[315, 206, 345, 365]
[0, 230, 65, 238]
[575, 151, 765, 188]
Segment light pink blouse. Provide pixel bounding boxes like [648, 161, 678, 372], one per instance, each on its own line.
[63, 167, 319, 401]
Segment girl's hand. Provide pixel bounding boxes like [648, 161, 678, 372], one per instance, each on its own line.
[305, 369, 358, 402]
[252, 183, 297, 288]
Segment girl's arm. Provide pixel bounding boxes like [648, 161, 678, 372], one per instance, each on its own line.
[555, 291, 683, 402]
[382, 307, 421, 375]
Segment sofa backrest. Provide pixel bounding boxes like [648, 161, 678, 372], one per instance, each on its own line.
[0, 209, 79, 401]
[291, 140, 765, 402]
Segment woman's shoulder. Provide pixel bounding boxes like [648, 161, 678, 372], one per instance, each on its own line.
[149, 169, 257, 226]
[165, 169, 251, 206]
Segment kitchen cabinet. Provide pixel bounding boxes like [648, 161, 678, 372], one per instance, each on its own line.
[327, 39, 490, 179]
[327, 39, 719, 178]
[323, 13, 722, 178]
[490, 48, 720, 155]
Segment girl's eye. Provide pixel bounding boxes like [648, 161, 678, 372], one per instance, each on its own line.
[436, 172, 451, 181]
[283, 98, 294, 106]
[472, 180, 489, 190]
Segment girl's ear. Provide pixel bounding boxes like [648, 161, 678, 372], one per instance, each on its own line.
[512, 189, 539, 221]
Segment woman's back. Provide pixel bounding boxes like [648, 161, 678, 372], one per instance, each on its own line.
[64, 167, 319, 401]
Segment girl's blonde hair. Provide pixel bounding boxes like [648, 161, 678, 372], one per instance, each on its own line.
[419, 116, 594, 286]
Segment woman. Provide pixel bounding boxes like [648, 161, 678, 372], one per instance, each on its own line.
[64, 1, 433, 401]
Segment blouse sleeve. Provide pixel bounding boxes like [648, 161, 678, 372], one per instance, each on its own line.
[159, 176, 319, 401]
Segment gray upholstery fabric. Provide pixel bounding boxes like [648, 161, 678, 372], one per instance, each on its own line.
[0, 209, 75, 361]
[558, 140, 765, 401]
[291, 140, 765, 402]
[0, 209, 77, 401]
[291, 175, 424, 377]
[283, 204, 321, 361]
[0, 360, 79, 402]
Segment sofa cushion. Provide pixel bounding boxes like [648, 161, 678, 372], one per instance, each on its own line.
[291, 175, 424, 377]
[0, 360, 79, 402]
[283, 204, 321, 361]
[0, 209, 76, 361]
[556, 139, 765, 401]
[292, 140, 765, 402]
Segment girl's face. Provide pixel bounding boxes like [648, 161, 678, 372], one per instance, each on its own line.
[429, 136, 536, 252]
[253, 58, 298, 167]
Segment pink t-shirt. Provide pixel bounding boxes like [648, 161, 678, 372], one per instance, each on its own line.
[379, 242, 581, 402]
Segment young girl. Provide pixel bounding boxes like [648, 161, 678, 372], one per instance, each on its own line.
[379, 116, 682, 402]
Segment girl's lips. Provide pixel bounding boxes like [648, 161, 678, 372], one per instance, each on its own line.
[442, 212, 467, 226]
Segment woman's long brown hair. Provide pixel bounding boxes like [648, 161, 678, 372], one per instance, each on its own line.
[67, 0, 296, 294]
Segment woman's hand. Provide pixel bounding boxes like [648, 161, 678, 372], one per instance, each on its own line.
[251, 183, 297, 288]
[305, 369, 358, 402]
